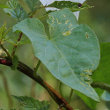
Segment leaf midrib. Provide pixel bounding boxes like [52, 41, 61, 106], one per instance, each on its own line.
[51, 40, 79, 81]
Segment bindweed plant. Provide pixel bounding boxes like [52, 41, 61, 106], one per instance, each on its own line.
[0, 0, 110, 110]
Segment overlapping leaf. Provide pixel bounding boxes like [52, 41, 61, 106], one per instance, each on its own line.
[13, 8, 100, 101]
[24, 0, 42, 12]
[47, 1, 93, 12]
[24, 0, 46, 17]
[13, 96, 50, 110]
[4, 0, 28, 21]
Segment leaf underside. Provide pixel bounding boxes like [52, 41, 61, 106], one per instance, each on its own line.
[13, 8, 100, 101]
[47, 1, 92, 12]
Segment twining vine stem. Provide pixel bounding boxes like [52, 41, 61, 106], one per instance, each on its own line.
[91, 82, 110, 92]
[0, 57, 73, 110]
[0, 57, 110, 109]
[11, 32, 23, 57]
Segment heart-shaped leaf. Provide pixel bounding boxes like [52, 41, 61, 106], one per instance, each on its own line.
[13, 8, 100, 101]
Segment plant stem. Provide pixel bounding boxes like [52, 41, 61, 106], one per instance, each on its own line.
[31, 60, 41, 97]
[58, 82, 64, 110]
[34, 60, 41, 75]
[0, 57, 73, 110]
[0, 44, 11, 58]
[11, 32, 23, 57]
[68, 89, 73, 103]
[59, 82, 63, 97]
[91, 82, 110, 92]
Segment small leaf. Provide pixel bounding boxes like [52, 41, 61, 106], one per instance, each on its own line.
[13, 9, 100, 101]
[24, 0, 42, 12]
[0, 23, 11, 42]
[13, 96, 50, 110]
[47, 1, 93, 12]
[101, 91, 110, 101]
[24, 0, 46, 18]
[4, 0, 28, 21]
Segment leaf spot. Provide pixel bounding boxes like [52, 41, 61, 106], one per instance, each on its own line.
[49, 15, 55, 24]
[65, 20, 69, 24]
[80, 82, 86, 87]
[63, 30, 71, 36]
[85, 32, 89, 39]
[84, 69, 92, 75]
[56, 18, 61, 24]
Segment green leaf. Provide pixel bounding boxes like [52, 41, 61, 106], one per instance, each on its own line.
[24, 0, 46, 18]
[0, 23, 11, 42]
[47, 1, 93, 12]
[7, 31, 30, 46]
[92, 42, 110, 84]
[13, 9, 100, 101]
[75, 88, 103, 109]
[0, 24, 7, 40]
[4, 0, 28, 21]
[24, 0, 42, 12]
[75, 91, 97, 109]
[13, 96, 50, 110]
[101, 91, 110, 101]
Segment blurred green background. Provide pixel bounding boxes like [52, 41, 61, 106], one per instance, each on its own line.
[0, 0, 110, 110]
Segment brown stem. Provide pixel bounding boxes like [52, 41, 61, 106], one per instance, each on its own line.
[0, 57, 73, 110]
[91, 82, 110, 92]
[11, 32, 23, 56]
